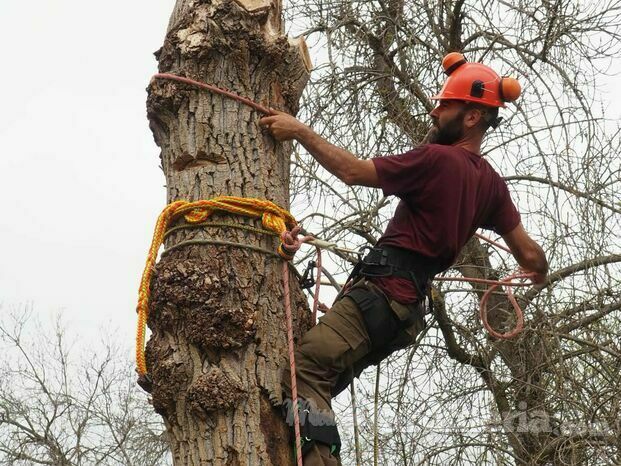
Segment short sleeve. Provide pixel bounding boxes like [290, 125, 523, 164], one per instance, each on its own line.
[486, 180, 521, 235]
[371, 145, 438, 197]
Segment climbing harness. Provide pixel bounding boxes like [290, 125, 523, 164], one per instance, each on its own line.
[347, 243, 534, 343]
[353, 245, 440, 298]
[347, 284, 412, 350]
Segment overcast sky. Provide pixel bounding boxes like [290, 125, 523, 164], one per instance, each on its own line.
[0, 0, 175, 342]
[1, 1, 619, 347]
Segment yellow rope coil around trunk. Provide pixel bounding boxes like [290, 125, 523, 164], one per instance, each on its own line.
[136, 196, 297, 376]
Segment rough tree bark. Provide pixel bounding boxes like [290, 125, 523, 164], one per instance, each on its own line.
[144, 1, 312, 464]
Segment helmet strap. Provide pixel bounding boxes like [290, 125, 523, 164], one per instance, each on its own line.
[489, 116, 503, 130]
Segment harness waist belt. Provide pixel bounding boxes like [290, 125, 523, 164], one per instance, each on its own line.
[357, 245, 439, 296]
[363, 245, 436, 270]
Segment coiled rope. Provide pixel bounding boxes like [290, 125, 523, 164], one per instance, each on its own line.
[135, 196, 297, 377]
[435, 272, 533, 339]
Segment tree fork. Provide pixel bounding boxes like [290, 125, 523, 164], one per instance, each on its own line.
[145, 0, 311, 464]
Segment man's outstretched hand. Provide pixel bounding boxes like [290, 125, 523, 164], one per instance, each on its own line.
[530, 272, 548, 285]
[519, 267, 547, 285]
[259, 109, 307, 141]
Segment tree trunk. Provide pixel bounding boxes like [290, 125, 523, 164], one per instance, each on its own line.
[144, 1, 311, 464]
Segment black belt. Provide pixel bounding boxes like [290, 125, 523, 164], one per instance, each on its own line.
[353, 245, 438, 297]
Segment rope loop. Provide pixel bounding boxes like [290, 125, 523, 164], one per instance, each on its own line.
[185, 208, 212, 223]
[478, 272, 534, 339]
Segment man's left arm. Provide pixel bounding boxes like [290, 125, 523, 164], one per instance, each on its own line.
[502, 223, 549, 284]
[259, 110, 379, 187]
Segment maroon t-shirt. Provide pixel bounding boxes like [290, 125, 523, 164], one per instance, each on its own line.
[370, 144, 521, 303]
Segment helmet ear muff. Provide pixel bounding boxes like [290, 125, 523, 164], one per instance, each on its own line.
[499, 77, 521, 102]
[442, 52, 467, 76]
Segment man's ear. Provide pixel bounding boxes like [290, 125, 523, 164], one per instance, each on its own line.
[464, 108, 483, 129]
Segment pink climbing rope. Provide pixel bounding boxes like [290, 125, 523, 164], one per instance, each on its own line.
[474, 232, 511, 253]
[478, 271, 532, 339]
[282, 262, 303, 466]
[279, 229, 325, 465]
[153, 73, 273, 115]
[459, 233, 533, 339]
[280, 227, 316, 466]
[311, 246, 322, 323]
[435, 272, 534, 339]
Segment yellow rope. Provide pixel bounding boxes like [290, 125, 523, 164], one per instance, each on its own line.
[136, 196, 297, 376]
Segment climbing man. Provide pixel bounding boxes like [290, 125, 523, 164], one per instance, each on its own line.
[259, 53, 549, 465]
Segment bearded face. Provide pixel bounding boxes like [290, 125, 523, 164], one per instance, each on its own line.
[430, 107, 467, 145]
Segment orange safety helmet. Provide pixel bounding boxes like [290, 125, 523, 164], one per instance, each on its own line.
[431, 52, 521, 108]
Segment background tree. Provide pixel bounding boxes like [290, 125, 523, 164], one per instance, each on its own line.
[281, 0, 621, 464]
[143, 0, 312, 464]
[0, 308, 169, 466]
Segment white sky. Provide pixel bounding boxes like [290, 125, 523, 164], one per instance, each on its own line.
[0, 0, 175, 341]
[0, 1, 619, 346]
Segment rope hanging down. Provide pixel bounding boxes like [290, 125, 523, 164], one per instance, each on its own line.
[282, 261, 304, 466]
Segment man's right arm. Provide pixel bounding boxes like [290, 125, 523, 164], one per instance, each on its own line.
[295, 125, 380, 187]
[501, 223, 549, 284]
[259, 110, 379, 187]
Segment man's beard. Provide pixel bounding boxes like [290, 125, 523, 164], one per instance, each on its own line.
[429, 110, 465, 145]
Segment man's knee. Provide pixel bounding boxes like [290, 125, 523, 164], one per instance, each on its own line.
[295, 319, 366, 373]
